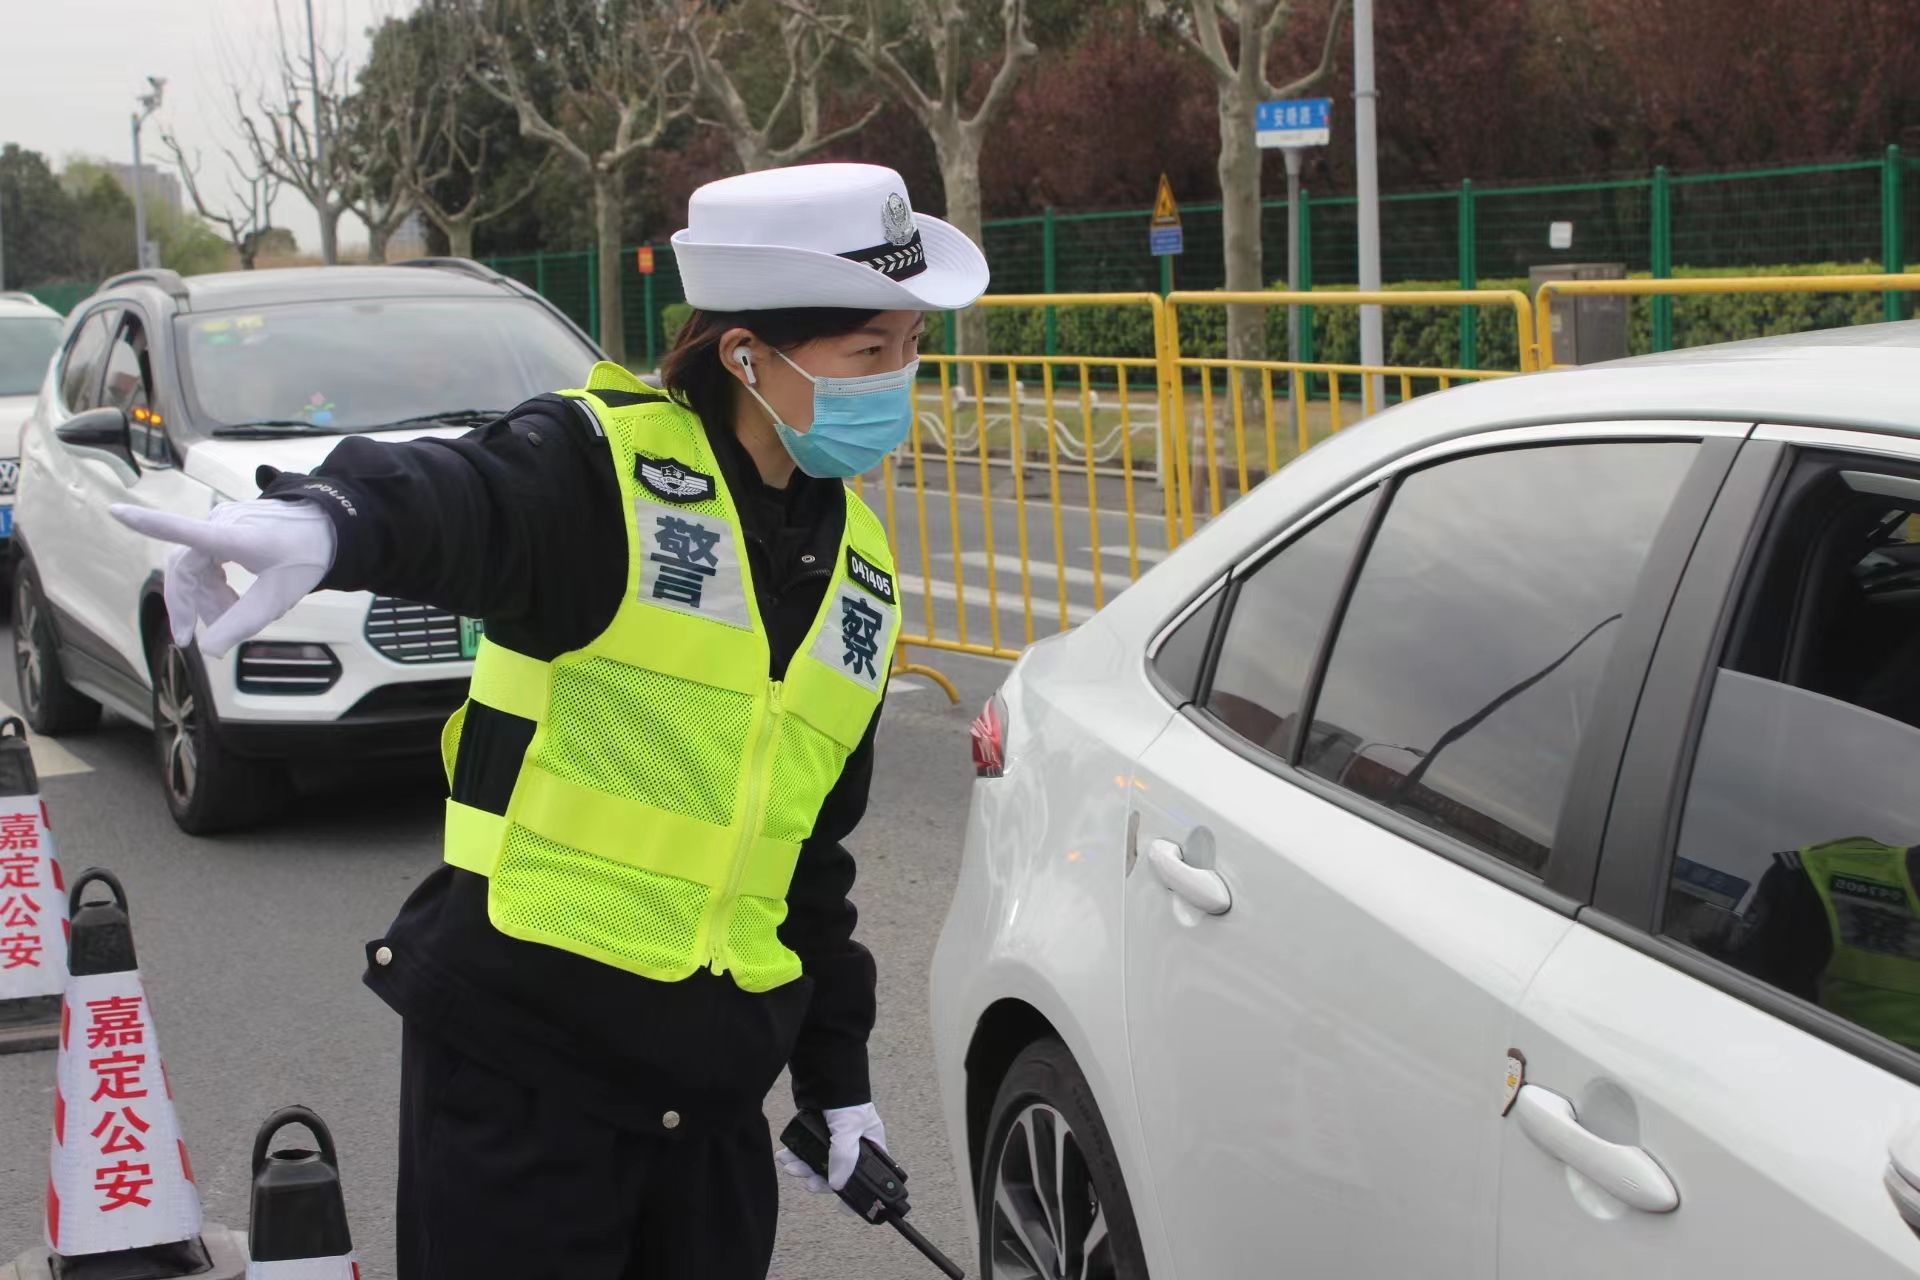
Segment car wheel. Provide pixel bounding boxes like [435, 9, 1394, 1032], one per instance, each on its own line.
[13, 562, 101, 735]
[979, 1037, 1150, 1280]
[147, 631, 290, 834]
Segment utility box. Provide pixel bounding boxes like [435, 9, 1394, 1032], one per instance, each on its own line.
[1529, 262, 1629, 365]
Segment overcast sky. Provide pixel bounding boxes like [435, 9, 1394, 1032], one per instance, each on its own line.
[3, 0, 412, 254]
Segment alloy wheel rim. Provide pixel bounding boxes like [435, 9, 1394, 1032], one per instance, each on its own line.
[155, 645, 197, 808]
[988, 1103, 1113, 1280]
[14, 584, 43, 715]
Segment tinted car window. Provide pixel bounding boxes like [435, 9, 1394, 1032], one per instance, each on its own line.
[59, 311, 115, 412]
[179, 298, 594, 434]
[1299, 443, 1695, 873]
[0, 316, 63, 397]
[1152, 586, 1224, 703]
[1665, 466, 1920, 1053]
[100, 318, 151, 416]
[1203, 493, 1373, 756]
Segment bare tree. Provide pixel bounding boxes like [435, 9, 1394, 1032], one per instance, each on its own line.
[671, 1, 880, 173]
[232, 0, 356, 264]
[159, 128, 281, 270]
[410, 110, 546, 260]
[787, 0, 1037, 353]
[468, 0, 695, 362]
[1171, 0, 1348, 379]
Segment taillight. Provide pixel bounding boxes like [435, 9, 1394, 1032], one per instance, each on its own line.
[970, 693, 1007, 778]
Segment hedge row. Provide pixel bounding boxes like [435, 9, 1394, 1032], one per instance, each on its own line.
[655, 261, 1904, 372]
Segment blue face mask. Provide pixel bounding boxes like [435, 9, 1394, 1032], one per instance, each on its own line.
[747, 349, 919, 479]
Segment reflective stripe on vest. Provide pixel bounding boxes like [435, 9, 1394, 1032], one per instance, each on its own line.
[1800, 836, 1920, 1050]
[440, 361, 898, 991]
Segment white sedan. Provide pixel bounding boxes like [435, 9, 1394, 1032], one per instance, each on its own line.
[932, 323, 1920, 1278]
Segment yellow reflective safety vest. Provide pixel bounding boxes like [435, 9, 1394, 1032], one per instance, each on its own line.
[1799, 836, 1920, 1050]
[439, 362, 899, 992]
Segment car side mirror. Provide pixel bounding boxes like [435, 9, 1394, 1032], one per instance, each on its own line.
[55, 407, 138, 476]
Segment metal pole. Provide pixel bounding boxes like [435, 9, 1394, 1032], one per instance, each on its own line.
[130, 113, 148, 270]
[1883, 144, 1905, 323]
[1285, 147, 1304, 363]
[1353, 0, 1384, 406]
[1, 152, 10, 288]
[1043, 205, 1058, 356]
[1458, 178, 1478, 369]
[1298, 188, 1315, 364]
[1651, 164, 1673, 353]
[643, 266, 657, 370]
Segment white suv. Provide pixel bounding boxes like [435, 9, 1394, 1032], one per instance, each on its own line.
[0, 292, 66, 552]
[12, 262, 601, 832]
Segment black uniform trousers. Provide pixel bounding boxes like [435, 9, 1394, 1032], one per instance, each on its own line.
[397, 1020, 778, 1280]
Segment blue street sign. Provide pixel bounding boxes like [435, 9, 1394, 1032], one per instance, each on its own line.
[1256, 96, 1332, 149]
[1150, 226, 1184, 256]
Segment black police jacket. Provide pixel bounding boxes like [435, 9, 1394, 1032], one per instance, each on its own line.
[262, 394, 881, 1132]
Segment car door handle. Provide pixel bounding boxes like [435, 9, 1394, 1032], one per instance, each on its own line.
[1513, 1085, 1678, 1213]
[1145, 839, 1231, 915]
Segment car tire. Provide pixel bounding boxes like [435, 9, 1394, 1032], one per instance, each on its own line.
[13, 562, 102, 735]
[147, 630, 290, 834]
[978, 1036, 1151, 1280]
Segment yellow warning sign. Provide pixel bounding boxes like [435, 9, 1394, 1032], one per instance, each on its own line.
[1152, 174, 1180, 227]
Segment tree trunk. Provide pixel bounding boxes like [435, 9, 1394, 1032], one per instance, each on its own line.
[934, 131, 986, 356]
[317, 202, 341, 265]
[734, 135, 773, 173]
[367, 221, 389, 264]
[447, 220, 474, 260]
[1216, 85, 1266, 475]
[593, 171, 626, 364]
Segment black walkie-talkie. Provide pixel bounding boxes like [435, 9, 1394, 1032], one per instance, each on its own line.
[779, 1111, 966, 1279]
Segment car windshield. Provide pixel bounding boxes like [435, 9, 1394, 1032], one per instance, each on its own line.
[176, 296, 596, 433]
[0, 315, 64, 397]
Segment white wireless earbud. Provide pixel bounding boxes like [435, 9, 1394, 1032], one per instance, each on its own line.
[734, 347, 758, 386]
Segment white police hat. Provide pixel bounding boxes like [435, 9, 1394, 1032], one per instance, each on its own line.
[670, 163, 989, 313]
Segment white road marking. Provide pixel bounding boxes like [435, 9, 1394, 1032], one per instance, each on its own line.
[888, 679, 926, 694]
[1089, 544, 1170, 565]
[894, 574, 1098, 626]
[0, 699, 93, 777]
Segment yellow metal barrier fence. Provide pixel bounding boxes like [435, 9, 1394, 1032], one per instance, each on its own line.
[1161, 289, 1538, 538]
[1534, 273, 1920, 370]
[850, 294, 1171, 698]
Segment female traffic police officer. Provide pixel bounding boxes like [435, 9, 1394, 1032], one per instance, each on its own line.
[112, 163, 989, 1278]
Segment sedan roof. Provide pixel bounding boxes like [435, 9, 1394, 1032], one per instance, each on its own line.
[1384, 318, 1920, 443]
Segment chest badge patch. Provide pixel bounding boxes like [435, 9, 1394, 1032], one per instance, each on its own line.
[846, 546, 896, 605]
[636, 456, 716, 504]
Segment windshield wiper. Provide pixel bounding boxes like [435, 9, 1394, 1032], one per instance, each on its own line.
[360, 408, 508, 431]
[211, 420, 341, 437]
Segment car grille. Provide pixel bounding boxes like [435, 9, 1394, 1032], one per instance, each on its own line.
[364, 597, 467, 664]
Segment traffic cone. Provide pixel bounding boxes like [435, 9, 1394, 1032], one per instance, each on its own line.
[247, 1107, 359, 1279]
[0, 717, 67, 1055]
[44, 868, 210, 1274]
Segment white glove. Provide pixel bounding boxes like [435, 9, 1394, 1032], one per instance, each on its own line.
[110, 499, 336, 658]
[774, 1103, 889, 1201]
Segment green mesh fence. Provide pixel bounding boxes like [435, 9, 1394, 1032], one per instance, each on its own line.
[484, 149, 1920, 367]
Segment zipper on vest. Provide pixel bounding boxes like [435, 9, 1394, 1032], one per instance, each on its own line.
[708, 680, 784, 975]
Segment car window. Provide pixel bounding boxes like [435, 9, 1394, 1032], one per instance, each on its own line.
[1663, 462, 1920, 1054]
[59, 310, 116, 413]
[1151, 585, 1224, 703]
[0, 315, 63, 397]
[1201, 493, 1374, 755]
[177, 297, 594, 434]
[1298, 443, 1697, 874]
[100, 315, 170, 466]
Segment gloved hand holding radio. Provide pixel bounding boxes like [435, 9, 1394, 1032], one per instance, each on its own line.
[110, 499, 336, 658]
[775, 1101, 888, 1195]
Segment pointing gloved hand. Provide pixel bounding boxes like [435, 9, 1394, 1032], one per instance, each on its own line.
[774, 1102, 888, 1208]
[109, 499, 337, 659]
